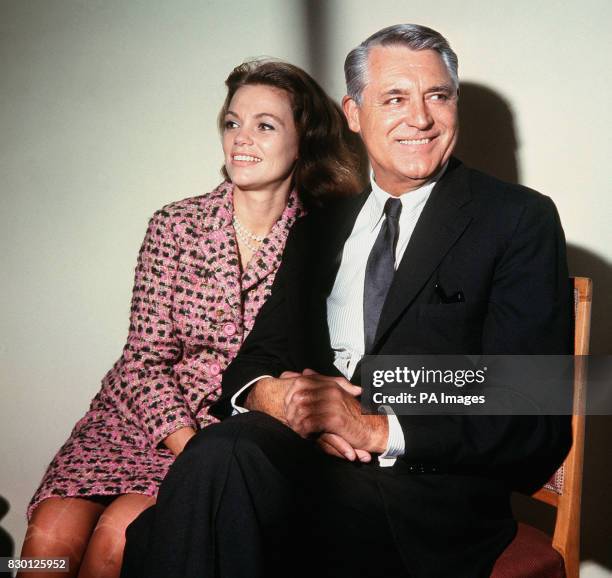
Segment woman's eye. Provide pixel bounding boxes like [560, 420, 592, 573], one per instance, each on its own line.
[224, 120, 238, 129]
[259, 123, 275, 131]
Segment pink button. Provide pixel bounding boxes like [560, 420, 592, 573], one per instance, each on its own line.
[209, 363, 221, 376]
[223, 323, 236, 336]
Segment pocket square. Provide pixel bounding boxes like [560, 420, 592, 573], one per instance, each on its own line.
[434, 283, 465, 304]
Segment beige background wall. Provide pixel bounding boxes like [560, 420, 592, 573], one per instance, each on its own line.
[1, 0, 611, 575]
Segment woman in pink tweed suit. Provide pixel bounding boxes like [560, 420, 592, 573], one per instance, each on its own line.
[20, 60, 361, 578]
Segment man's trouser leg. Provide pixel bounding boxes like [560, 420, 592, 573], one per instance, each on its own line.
[122, 411, 408, 578]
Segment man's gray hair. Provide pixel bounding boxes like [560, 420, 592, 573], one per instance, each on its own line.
[345, 24, 459, 104]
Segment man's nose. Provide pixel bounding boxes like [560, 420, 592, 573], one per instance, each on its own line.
[404, 99, 433, 130]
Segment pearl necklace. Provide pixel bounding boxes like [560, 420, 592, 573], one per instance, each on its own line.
[233, 216, 265, 253]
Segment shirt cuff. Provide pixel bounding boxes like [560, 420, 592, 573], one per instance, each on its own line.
[377, 406, 405, 467]
[230, 375, 273, 415]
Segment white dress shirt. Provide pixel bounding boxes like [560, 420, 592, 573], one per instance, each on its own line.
[233, 165, 446, 466]
[327, 170, 443, 465]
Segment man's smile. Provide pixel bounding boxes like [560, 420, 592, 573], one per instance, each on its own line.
[396, 137, 433, 145]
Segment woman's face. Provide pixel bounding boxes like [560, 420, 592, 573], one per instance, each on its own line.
[222, 84, 299, 195]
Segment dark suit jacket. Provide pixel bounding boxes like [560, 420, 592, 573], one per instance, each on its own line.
[212, 158, 572, 577]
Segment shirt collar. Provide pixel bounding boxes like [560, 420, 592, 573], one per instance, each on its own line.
[367, 162, 449, 232]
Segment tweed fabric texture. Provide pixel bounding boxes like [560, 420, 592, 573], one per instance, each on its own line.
[544, 467, 565, 495]
[28, 182, 303, 519]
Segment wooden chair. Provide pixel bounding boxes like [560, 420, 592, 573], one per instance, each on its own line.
[491, 277, 592, 578]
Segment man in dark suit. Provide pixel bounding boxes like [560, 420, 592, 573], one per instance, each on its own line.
[122, 24, 571, 578]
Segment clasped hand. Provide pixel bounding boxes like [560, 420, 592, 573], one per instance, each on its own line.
[280, 369, 388, 463]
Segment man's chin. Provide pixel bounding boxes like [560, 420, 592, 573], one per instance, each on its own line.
[398, 166, 439, 186]
[399, 155, 451, 183]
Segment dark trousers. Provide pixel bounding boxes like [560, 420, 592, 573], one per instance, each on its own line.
[121, 412, 409, 578]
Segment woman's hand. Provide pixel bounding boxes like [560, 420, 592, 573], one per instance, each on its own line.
[163, 427, 197, 456]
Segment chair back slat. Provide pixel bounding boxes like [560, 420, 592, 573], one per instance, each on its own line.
[532, 277, 592, 578]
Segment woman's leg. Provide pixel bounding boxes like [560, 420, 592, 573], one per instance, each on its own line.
[77, 494, 156, 578]
[18, 497, 106, 578]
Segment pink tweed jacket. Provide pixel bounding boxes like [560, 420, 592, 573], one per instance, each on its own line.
[28, 182, 303, 518]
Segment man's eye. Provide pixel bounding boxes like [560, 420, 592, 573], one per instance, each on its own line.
[429, 93, 449, 101]
[224, 120, 238, 129]
[385, 97, 403, 105]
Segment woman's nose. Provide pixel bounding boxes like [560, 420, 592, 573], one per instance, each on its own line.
[234, 126, 254, 145]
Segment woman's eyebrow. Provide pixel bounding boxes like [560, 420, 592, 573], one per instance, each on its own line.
[254, 112, 285, 126]
[225, 110, 285, 126]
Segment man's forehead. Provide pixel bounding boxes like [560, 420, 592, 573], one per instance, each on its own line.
[365, 45, 450, 84]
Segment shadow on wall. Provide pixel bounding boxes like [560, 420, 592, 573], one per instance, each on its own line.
[302, 0, 330, 87]
[455, 81, 520, 184]
[301, 0, 371, 190]
[0, 496, 14, 578]
[459, 81, 612, 570]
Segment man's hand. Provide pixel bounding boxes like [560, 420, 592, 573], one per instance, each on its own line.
[279, 370, 372, 462]
[317, 432, 373, 463]
[244, 376, 295, 423]
[284, 370, 388, 457]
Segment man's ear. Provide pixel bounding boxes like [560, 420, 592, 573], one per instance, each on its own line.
[342, 95, 361, 134]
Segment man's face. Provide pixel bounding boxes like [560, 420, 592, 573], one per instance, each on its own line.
[343, 45, 459, 195]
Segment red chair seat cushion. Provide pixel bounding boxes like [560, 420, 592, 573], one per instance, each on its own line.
[491, 523, 565, 577]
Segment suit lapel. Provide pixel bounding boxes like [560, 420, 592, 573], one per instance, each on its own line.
[373, 160, 473, 350]
[241, 188, 304, 293]
[196, 184, 305, 319]
[196, 182, 243, 317]
[316, 187, 372, 292]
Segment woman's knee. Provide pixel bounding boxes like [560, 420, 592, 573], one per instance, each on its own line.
[24, 498, 103, 552]
[19, 498, 104, 577]
[78, 495, 154, 578]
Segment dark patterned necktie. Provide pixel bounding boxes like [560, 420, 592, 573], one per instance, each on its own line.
[363, 197, 402, 353]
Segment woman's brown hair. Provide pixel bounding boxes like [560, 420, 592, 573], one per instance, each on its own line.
[219, 59, 364, 207]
